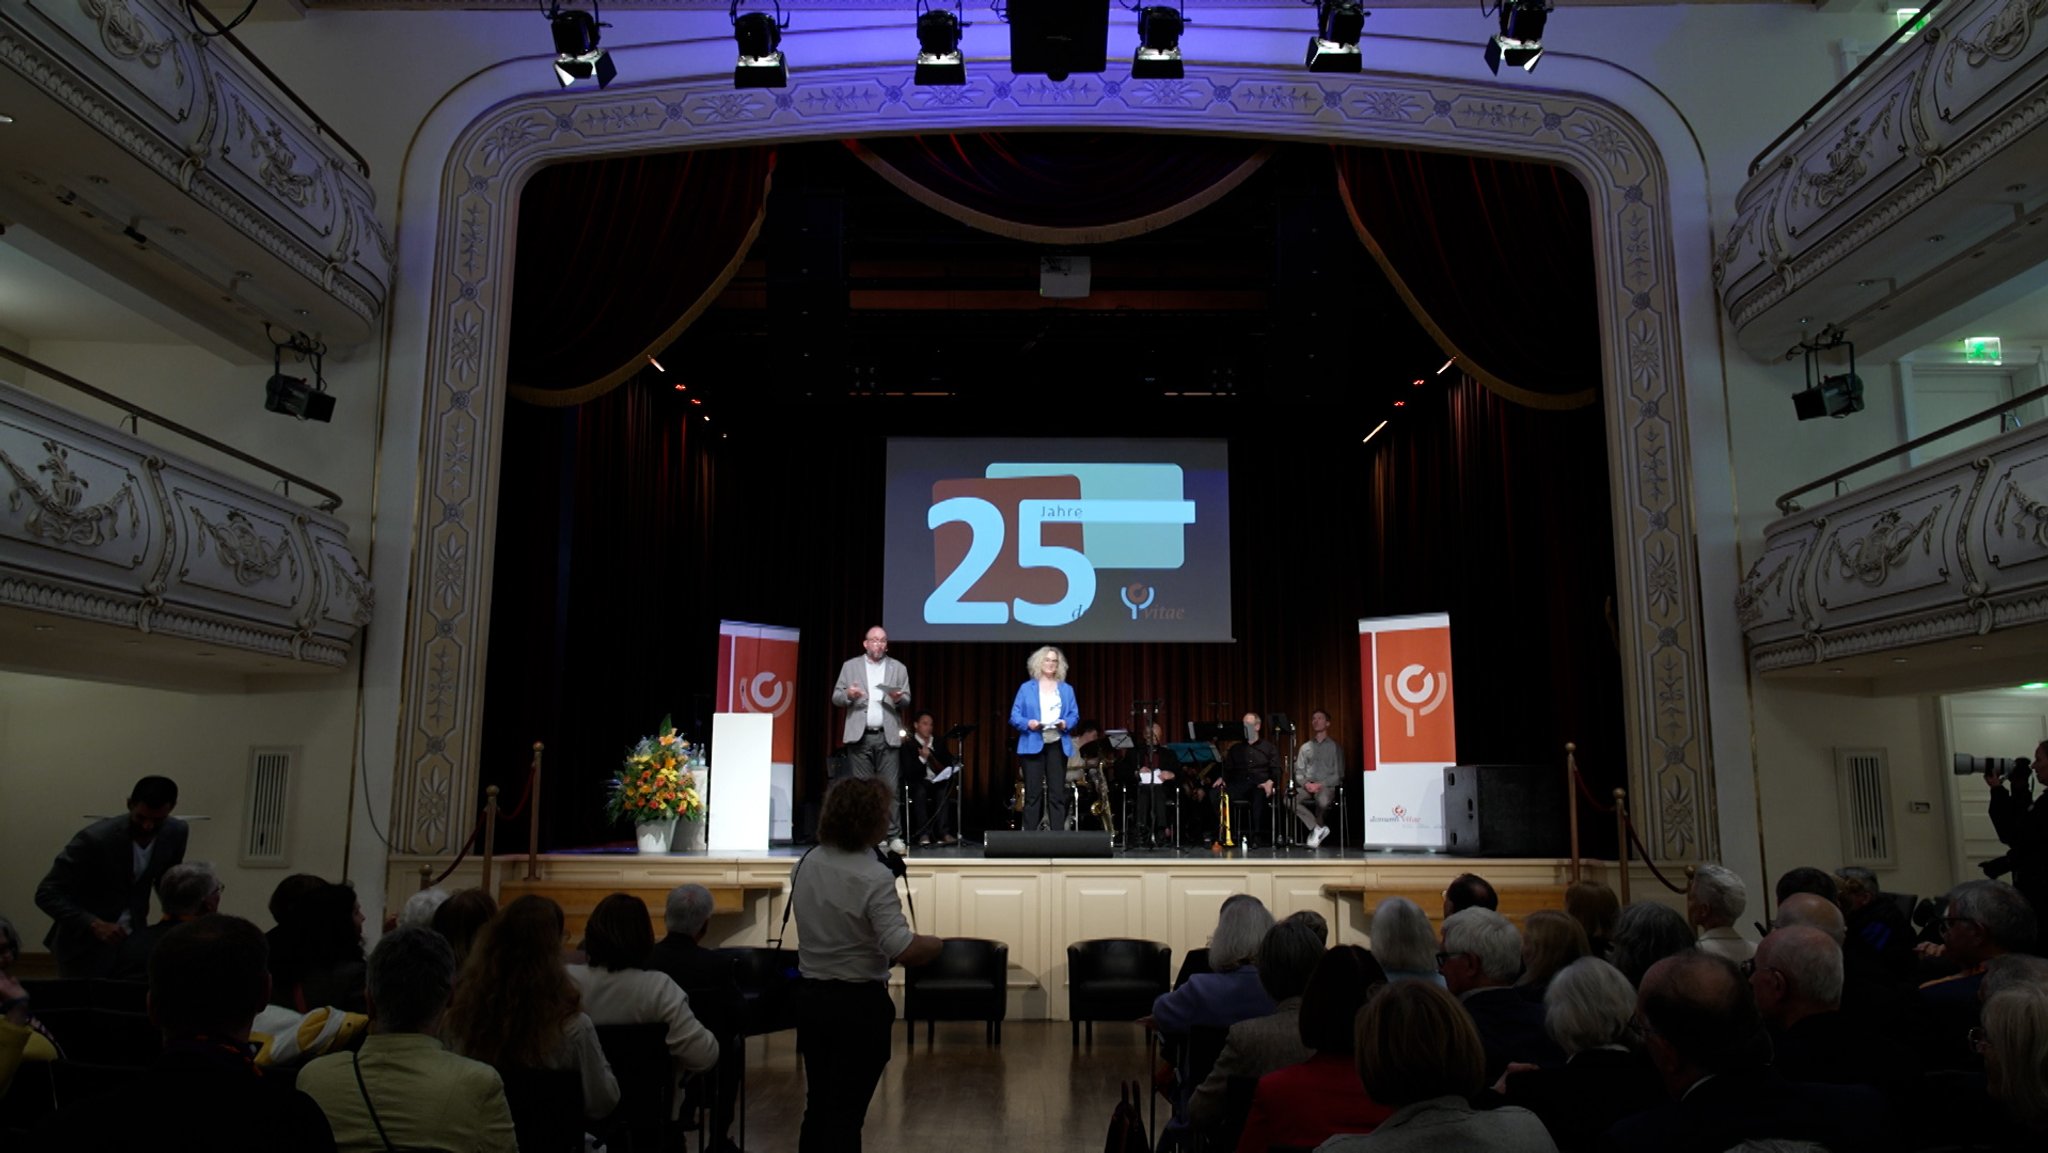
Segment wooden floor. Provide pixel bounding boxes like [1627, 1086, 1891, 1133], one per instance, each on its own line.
[733, 1019, 1156, 1149]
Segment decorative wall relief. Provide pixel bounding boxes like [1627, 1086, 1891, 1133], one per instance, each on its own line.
[189, 507, 298, 587]
[0, 438, 139, 548]
[1821, 506, 1940, 590]
[75, 0, 180, 79]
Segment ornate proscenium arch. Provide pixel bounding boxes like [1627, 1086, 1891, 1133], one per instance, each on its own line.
[392, 61, 1715, 864]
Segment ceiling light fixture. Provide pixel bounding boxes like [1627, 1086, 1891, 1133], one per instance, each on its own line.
[1787, 325, 1863, 421]
[733, 0, 790, 88]
[915, 1, 968, 85]
[547, 2, 617, 90]
[1483, 0, 1551, 74]
[263, 327, 334, 422]
[1363, 419, 1389, 444]
[1133, 4, 1188, 80]
[1306, 0, 1368, 74]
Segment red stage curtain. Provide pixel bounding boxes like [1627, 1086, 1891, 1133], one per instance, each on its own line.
[848, 133, 1271, 244]
[506, 146, 775, 407]
[1333, 147, 1602, 410]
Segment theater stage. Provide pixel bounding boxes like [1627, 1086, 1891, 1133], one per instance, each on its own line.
[388, 847, 1632, 1021]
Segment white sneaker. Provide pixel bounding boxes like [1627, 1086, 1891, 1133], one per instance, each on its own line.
[888, 837, 908, 854]
[1308, 826, 1330, 849]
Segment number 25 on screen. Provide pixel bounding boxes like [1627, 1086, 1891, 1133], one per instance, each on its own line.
[923, 496, 1197, 627]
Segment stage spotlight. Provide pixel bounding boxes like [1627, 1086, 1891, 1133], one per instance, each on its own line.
[265, 374, 334, 422]
[1484, 0, 1550, 74]
[1794, 373, 1864, 420]
[548, 4, 616, 90]
[1133, 6, 1186, 80]
[732, 0, 789, 89]
[1306, 1, 1369, 73]
[915, 1, 966, 86]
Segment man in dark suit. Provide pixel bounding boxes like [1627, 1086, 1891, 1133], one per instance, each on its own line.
[648, 883, 744, 1153]
[1751, 924, 1909, 1089]
[1440, 907, 1562, 1082]
[1606, 950, 1895, 1153]
[34, 776, 189, 978]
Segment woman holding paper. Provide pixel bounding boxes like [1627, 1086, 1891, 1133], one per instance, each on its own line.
[1011, 646, 1080, 833]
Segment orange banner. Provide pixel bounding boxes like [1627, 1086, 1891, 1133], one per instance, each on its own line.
[716, 621, 799, 764]
[1372, 623, 1457, 766]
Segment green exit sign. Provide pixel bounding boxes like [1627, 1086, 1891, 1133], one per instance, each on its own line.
[1964, 336, 2003, 365]
[1895, 8, 1929, 38]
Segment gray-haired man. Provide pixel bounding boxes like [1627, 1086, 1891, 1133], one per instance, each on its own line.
[649, 884, 744, 1153]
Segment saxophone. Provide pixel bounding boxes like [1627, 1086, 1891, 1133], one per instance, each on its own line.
[1084, 758, 1113, 834]
[1217, 786, 1234, 849]
[1011, 766, 1027, 827]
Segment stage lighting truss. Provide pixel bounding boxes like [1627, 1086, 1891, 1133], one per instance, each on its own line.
[732, 0, 790, 89]
[915, 0, 968, 86]
[1787, 325, 1865, 422]
[1483, 0, 1551, 74]
[1132, 3, 1188, 81]
[546, 1, 616, 90]
[1305, 0, 1369, 74]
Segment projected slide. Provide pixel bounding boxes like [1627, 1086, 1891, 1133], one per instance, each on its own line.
[883, 439, 1231, 642]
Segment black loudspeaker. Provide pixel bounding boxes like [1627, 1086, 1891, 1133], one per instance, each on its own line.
[1442, 765, 1568, 858]
[983, 830, 1114, 858]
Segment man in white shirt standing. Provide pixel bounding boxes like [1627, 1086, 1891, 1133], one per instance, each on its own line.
[832, 625, 912, 853]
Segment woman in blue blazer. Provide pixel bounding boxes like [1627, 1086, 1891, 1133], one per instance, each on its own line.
[1010, 646, 1080, 832]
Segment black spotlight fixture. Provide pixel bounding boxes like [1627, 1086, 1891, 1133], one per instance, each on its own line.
[732, 0, 790, 89]
[547, 2, 616, 90]
[263, 329, 334, 423]
[1133, 4, 1187, 80]
[1789, 326, 1865, 421]
[1483, 0, 1551, 74]
[915, 0, 967, 86]
[1306, 0, 1368, 74]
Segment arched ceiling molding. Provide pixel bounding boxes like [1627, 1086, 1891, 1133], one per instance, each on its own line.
[383, 50, 1717, 867]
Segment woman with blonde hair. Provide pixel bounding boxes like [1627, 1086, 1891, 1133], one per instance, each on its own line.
[1009, 645, 1079, 834]
[444, 895, 618, 1121]
[1517, 910, 1590, 995]
[1983, 986, 2048, 1140]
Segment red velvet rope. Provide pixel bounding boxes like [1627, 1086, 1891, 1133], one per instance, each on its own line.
[1569, 764, 1687, 895]
[425, 757, 539, 889]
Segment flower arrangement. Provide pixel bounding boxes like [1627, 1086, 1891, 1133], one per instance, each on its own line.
[607, 715, 706, 824]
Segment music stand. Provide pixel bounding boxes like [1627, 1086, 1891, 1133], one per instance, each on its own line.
[1187, 721, 1242, 743]
[945, 723, 977, 847]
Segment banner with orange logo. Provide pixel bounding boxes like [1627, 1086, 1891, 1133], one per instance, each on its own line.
[1358, 613, 1458, 849]
[717, 621, 799, 839]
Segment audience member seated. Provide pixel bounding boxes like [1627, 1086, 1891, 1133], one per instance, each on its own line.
[568, 892, 719, 1120]
[1982, 953, 2048, 1000]
[1151, 895, 1276, 1036]
[1238, 946, 1394, 1153]
[1750, 924, 1908, 1089]
[1441, 908, 1562, 1082]
[444, 895, 619, 1122]
[33, 916, 338, 1152]
[648, 883, 744, 1153]
[1609, 902, 1695, 988]
[1564, 881, 1620, 962]
[1979, 986, 2048, 1148]
[1285, 908, 1330, 947]
[397, 887, 451, 931]
[431, 888, 498, 972]
[1834, 866, 1918, 994]
[1774, 866, 1839, 907]
[1493, 957, 1662, 1152]
[108, 861, 222, 981]
[1, 915, 59, 1094]
[264, 873, 329, 976]
[271, 882, 369, 1014]
[1444, 873, 1500, 919]
[1773, 892, 1845, 945]
[1688, 864, 1755, 964]
[1189, 917, 1324, 1137]
[1604, 951, 1891, 1153]
[1914, 879, 2038, 1071]
[298, 926, 517, 1152]
[1320, 980, 1557, 1152]
[1516, 911, 1589, 999]
[1370, 897, 1444, 987]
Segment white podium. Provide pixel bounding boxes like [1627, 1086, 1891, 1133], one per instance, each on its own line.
[708, 712, 773, 851]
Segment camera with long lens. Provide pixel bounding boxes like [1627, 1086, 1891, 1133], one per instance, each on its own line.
[1954, 753, 2032, 784]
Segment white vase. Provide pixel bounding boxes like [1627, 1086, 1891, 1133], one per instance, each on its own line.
[676, 817, 707, 852]
[635, 818, 677, 853]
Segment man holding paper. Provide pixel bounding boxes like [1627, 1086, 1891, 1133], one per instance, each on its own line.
[833, 625, 912, 853]
[904, 711, 959, 846]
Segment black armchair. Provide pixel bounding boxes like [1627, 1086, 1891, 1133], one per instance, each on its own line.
[902, 937, 1008, 1046]
[1067, 938, 1171, 1046]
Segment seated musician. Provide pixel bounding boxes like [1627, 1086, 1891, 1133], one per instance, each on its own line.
[1119, 721, 1178, 848]
[904, 710, 958, 846]
[1224, 712, 1280, 848]
[1065, 721, 1110, 831]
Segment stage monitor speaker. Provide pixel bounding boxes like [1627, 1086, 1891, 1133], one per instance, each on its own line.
[983, 829, 1114, 858]
[1442, 764, 1568, 858]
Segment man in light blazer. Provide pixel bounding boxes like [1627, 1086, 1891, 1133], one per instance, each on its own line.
[36, 775, 189, 977]
[832, 625, 912, 852]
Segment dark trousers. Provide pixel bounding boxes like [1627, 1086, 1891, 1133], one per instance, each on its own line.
[797, 978, 895, 1153]
[1224, 778, 1270, 845]
[1132, 784, 1174, 846]
[910, 777, 957, 842]
[846, 730, 902, 839]
[1022, 746, 1068, 832]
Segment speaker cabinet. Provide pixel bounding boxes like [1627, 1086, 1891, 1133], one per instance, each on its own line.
[1442, 764, 1568, 858]
[983, 829, 1115, 858]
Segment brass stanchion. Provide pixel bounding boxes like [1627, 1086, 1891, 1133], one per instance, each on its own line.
[1613, 787, 1630, 905]
[1566, 743, 1581, 885]
[481, 784, 501, 896]
[527, 742, 545, 881]
[418, 863, 432, 891]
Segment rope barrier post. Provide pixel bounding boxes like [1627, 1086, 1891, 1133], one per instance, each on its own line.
[1613, 787, 1630, 905]
[1565, 743, 1581, 885]
[418, 864, 432, 892]
[528, 742, 545, 881]
[482, 785, 501, 897]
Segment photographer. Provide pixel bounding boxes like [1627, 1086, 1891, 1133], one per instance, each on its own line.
[1984, 741, 2048, 925]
